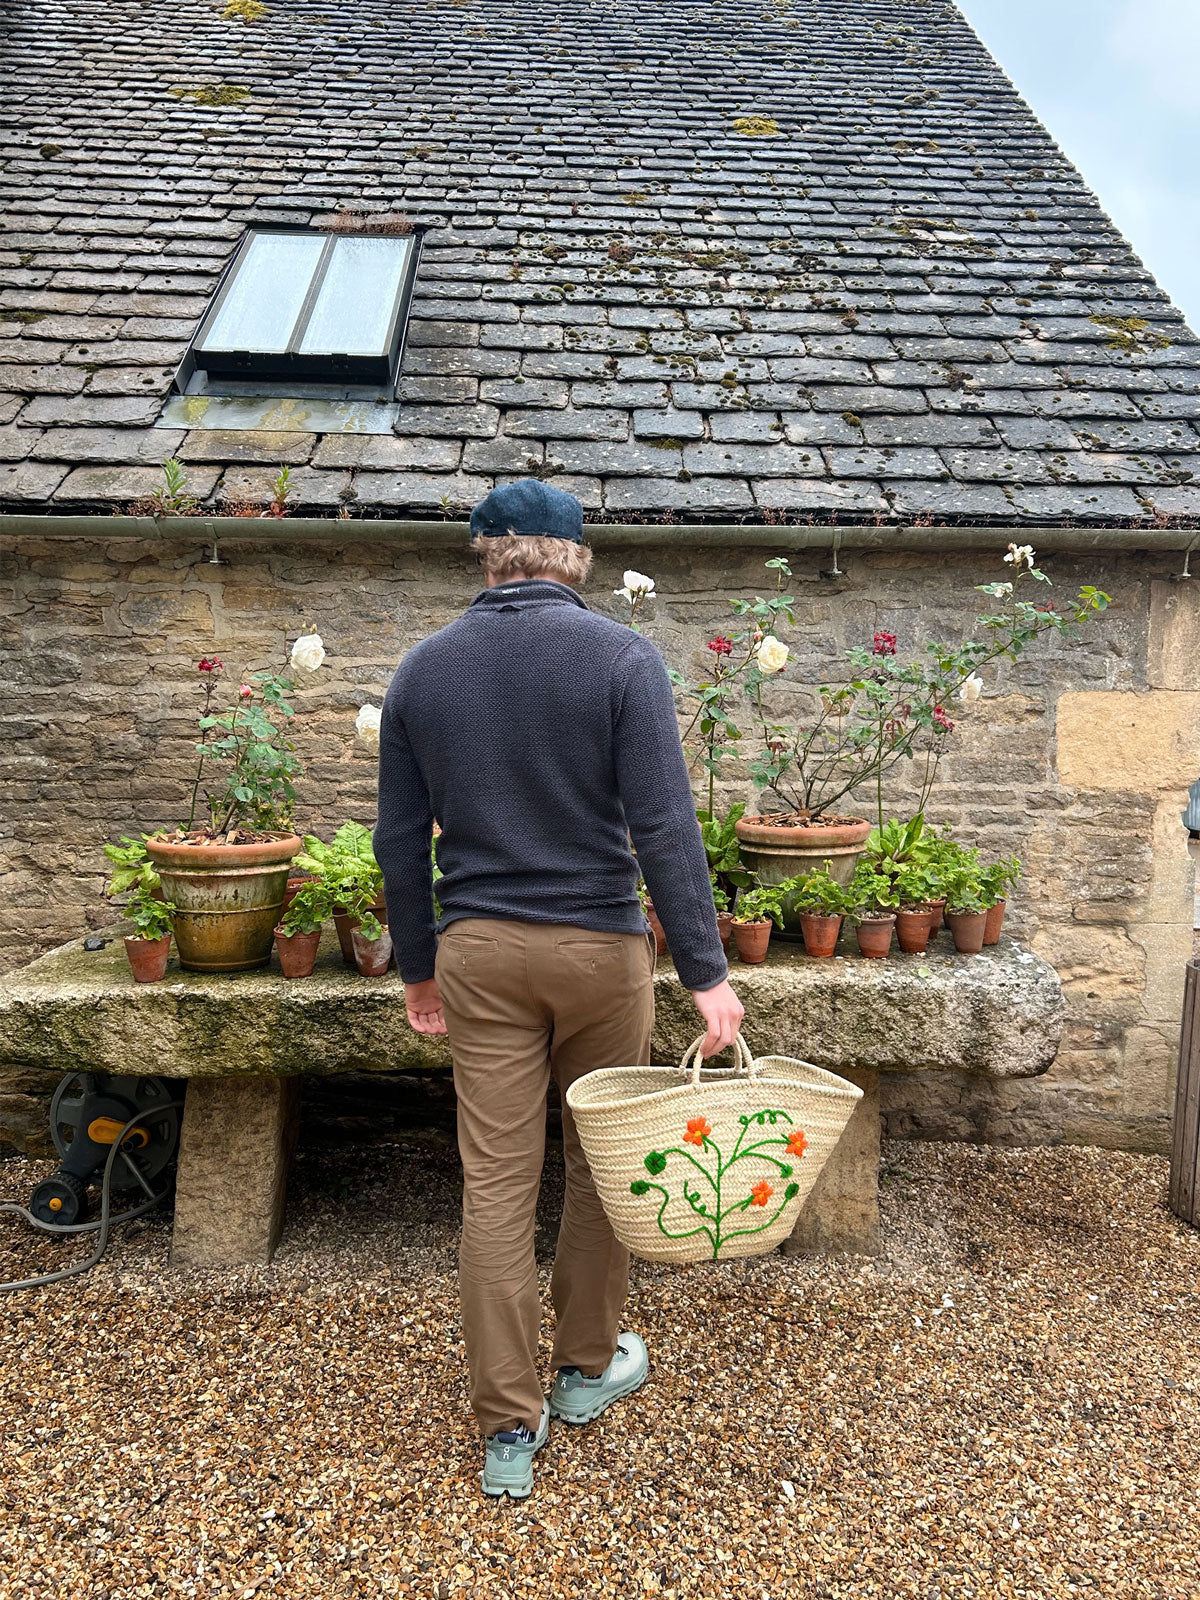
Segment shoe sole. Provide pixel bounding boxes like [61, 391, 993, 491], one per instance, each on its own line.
[549, 1363, 648, 1426]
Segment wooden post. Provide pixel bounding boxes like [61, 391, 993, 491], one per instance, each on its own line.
[1170, 959, 1200, 1228]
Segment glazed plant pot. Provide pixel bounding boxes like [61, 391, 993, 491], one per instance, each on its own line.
[799, 911, 842, 958]
[946, 909, 988, 954]
[146, 834, 301, 973]
[333, 898, 388, 966]
[644, 901, 668, 957]
[732, 919, 772, 964]
[124, 933, 171, 983]
[896, 907, 932, 955]
[352, 926, 394, 976]
[275, 926, 321, 978]
[716, 911, 733, 951]
[855, 916, 895, 959]
[983, 899, 1006, 946]
[734, 814, 870, 940]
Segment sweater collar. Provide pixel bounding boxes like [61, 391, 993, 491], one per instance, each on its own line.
[470, 579, 588, 611]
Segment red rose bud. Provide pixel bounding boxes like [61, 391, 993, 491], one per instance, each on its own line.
[933, 705, 955, 732]
[706, 636, 734, 656]
[872, 630, 898, 656]
[239, 683, 253, 699]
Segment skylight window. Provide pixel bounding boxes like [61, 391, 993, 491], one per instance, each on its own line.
[189, 226, 420, 387]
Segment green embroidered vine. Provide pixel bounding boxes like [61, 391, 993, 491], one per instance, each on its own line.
[630, 1109, 806, 1258]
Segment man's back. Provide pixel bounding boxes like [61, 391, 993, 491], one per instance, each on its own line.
[375, 577, 726, 992]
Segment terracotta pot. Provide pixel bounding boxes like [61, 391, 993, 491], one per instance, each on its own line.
[333, 897, 388, 966]
[929, 897, 947, 930]
[896, 907, 932, 955]
[124, 933, 171, 983]
[855, 916, 895, 959]
[983, 898, 1006, 945]
[644, 901, 668, 957]
[732, 919, 772, 964]
[352, 926, 394, 976]
[716, 910, 733, 950]
[146, 834, 301, 972]
[946, 908, 988, 954]
[282, 875, 316, 917]
[275, 926, 321, 978]
[734, 813, 870, 940]
[799, 911, 842, 958]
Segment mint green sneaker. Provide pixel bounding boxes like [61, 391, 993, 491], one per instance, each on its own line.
[481, 1401, 550, 1500]
[550, 1332, 649, 1426]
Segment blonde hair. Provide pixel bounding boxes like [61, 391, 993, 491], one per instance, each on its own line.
[471, 533, 593, 586]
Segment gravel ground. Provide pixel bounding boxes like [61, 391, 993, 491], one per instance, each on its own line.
[1, 1135, 1198, 1600]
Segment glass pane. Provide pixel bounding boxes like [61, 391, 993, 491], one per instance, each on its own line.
[201, 233, 325, 354]
[299, 236, 412, 357]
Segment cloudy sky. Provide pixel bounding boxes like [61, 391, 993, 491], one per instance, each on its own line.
[957, 0, 1200, 331]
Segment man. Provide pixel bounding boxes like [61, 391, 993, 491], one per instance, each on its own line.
[374, 479, 744, 1499]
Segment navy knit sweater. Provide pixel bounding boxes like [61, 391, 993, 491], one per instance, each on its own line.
[374, 579, 727, 992]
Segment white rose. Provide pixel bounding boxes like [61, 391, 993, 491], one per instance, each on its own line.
[290, 631, 326, 673]
[355, 704, 382, 749]
[614, 570, 656, 602]
[756, 635, 789, 674]
[958, 673, 984, 704]
[1004, 543, 1035, 569]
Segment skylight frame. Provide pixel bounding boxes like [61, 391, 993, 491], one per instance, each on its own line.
[184, 223, 422, 390]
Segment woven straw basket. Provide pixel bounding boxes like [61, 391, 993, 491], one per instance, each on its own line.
[566, 1034, 862, 1264]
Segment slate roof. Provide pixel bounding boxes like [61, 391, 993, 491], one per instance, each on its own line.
[2, 0, 1199, 525]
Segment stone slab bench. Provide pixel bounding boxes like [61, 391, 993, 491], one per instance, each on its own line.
[0, 933, 1065, 1267]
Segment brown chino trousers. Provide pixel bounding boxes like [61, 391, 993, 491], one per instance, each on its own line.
[434, 917, 655, 1437]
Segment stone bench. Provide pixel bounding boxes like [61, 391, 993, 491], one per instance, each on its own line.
[0, 933, 1065, 1267]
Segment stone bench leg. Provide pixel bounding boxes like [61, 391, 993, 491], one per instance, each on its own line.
[171, 1076, 300, 1269]
[782, 1067, 881, 1257]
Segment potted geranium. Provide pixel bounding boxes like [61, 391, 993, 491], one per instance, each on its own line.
[849, 863, 899, 959]
[292, 822, 386, 966]
[942, 855, 989, 953]
[788, 867, 855, 958]
[274, 878, 333, 978]
[144, 634, 327, 972]
[104, 837, 177, 982]
[980, 855, 1021, 945]
[348, 900, 392, 976]
[711, 879, 734, 951]
[730, 884, 784, 964]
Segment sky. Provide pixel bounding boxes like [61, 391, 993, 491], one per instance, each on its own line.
[956, 0, 1200, 332]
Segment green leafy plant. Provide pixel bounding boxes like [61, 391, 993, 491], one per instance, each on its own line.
[711, 879, 731, 914]
[280, 877, 335, 937]
[941, 855, 987, 914]
[295, 822, 384, 936]
[979, 854, 1021, 908]
[129, 457, 200, 517]
[125, 883, 176, 942]
[786, 867, 857, 918]
[102, 835, 161, 897]
[696, 803, 754, 899]
[849, 862, 901, 922]
[731, 883, 786, 927]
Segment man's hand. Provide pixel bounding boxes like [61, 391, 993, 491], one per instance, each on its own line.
[689, 979, 745, 1058]
[404, 977, 447, 1035]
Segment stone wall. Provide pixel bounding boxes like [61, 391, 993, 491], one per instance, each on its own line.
[0, 530, 1194, 1153]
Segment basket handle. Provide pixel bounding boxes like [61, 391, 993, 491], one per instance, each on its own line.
[679, 1032, 755, 1087]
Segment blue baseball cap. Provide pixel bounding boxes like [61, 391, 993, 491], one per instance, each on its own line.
[469, 479, 584, 544]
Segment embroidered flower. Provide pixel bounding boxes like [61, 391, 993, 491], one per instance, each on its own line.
[707, 635, 734, 656]
[872, 630, 897, 657]
[749, 1180, 774, 1208]
[684, 1116, 712, 1147]
[785, 1129, 808, 1159]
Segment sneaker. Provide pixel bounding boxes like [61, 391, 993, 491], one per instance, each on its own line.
[481, 1401, 550, 1500]
[550, 1331, 649, 1426]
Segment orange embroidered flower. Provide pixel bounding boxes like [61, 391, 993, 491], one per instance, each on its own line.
[684, 1116, 712, 1147]
[750, 1180, 774, 1208]
[785, 1130, 808, 1159]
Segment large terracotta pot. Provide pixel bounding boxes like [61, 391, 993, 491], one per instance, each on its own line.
[146, 834, 302, 972]
[734, 814, 871, 940]
[983, 899, 1006, 945]
[333, 898, 388, 965]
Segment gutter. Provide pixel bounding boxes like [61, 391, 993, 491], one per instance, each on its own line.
[0, 512, 1198, 555]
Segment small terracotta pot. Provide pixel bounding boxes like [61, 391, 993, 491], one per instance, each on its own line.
[896, 907, 932, 955]
[275, 926, 321, 978]
[855, 916, 895, 959]
[124, 933, 171, 983]
[334, 899, 388, 965]
[716, 910, 733, 951]
[983, 899, 1006, 945]
[644, 901, 668, 956]
[928, 898, 947, 931]
[799, 911, 842, 958]
[352, 926, 393, 976]
[733, 919, 772, 963]
[946, 909, 988, 954]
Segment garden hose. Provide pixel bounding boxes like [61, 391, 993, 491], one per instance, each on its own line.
[0, 1099, 185, 1293]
